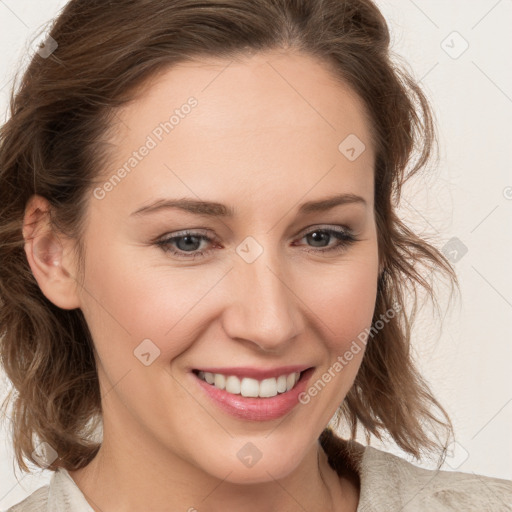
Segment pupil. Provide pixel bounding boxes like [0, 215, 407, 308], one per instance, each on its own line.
[309, 231, 328, 247]
[179, 235, 200, 251]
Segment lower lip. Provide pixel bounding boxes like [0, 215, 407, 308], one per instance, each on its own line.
[192, 368, 314, 421]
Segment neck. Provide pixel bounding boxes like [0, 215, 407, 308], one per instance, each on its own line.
[69, 431, 357, 512]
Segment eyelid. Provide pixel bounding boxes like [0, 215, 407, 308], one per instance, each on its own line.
[155, 224, 355, 244]
[296, 223, 354, 237]
[154, 223, 359, 261]
[153, 227, 213, 242]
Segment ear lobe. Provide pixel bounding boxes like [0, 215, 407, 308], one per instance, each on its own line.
[23, 195, 81, 310]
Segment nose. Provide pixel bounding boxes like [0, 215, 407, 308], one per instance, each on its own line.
[221, 249, 304, 352]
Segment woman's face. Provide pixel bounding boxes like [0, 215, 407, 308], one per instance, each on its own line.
[76, 49, 380, 483]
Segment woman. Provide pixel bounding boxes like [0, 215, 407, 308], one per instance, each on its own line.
[0, 0, 511, 510]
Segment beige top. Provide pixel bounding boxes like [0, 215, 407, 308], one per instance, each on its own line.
[4, 431, 512, 511]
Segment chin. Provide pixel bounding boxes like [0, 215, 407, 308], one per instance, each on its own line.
[213, 461, 301, 485]
[194, 439, 309, 485]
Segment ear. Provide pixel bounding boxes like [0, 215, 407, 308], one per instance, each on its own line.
[23, 195, 82, 310]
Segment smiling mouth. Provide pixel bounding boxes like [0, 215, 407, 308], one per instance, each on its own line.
[192, 369, 306, 398]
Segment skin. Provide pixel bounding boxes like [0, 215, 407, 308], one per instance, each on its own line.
[23, 49, 381, 511]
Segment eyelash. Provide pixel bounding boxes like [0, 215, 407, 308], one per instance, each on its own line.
[154, 226, 359, 260]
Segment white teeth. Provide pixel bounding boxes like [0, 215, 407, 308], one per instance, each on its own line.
[197, 371, 302, 397]
[259, 378, 278, 398]
[286, 373, 297, 391]
[214, 373, 225, 390]
[277, 375, 287, 393]
[240, 377, 259, 397]
[225, 375, 241, 394]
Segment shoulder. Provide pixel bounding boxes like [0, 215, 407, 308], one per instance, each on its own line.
[3, 484, 49, 512]
[361, 444, 512, 511]
[4, 468, 94, 512]
[318, 429, 512, 511]
[3, 467, 93, 512]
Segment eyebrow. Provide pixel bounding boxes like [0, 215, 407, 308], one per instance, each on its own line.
[130, 193, 367, 218]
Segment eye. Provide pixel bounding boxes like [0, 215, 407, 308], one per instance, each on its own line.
[155, 229, 215, 260]
[293, 226, 359, 254]
[154, 226, 359, 260]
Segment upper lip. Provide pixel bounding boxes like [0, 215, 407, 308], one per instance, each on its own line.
[192, 365, 312, 380]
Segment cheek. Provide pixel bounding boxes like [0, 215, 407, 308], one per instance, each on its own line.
[296, 258, 379, 408]
[298, 257, 379, 346]
[291, 258, 379, 428]
[78, 240, 209, 366]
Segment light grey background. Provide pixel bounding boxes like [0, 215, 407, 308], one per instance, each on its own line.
[1, 0, 511, 509]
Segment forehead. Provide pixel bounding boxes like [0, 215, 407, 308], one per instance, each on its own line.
[97, 50, 375, 214]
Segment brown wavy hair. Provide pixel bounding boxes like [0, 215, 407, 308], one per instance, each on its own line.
[0, 0, 459, 475]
